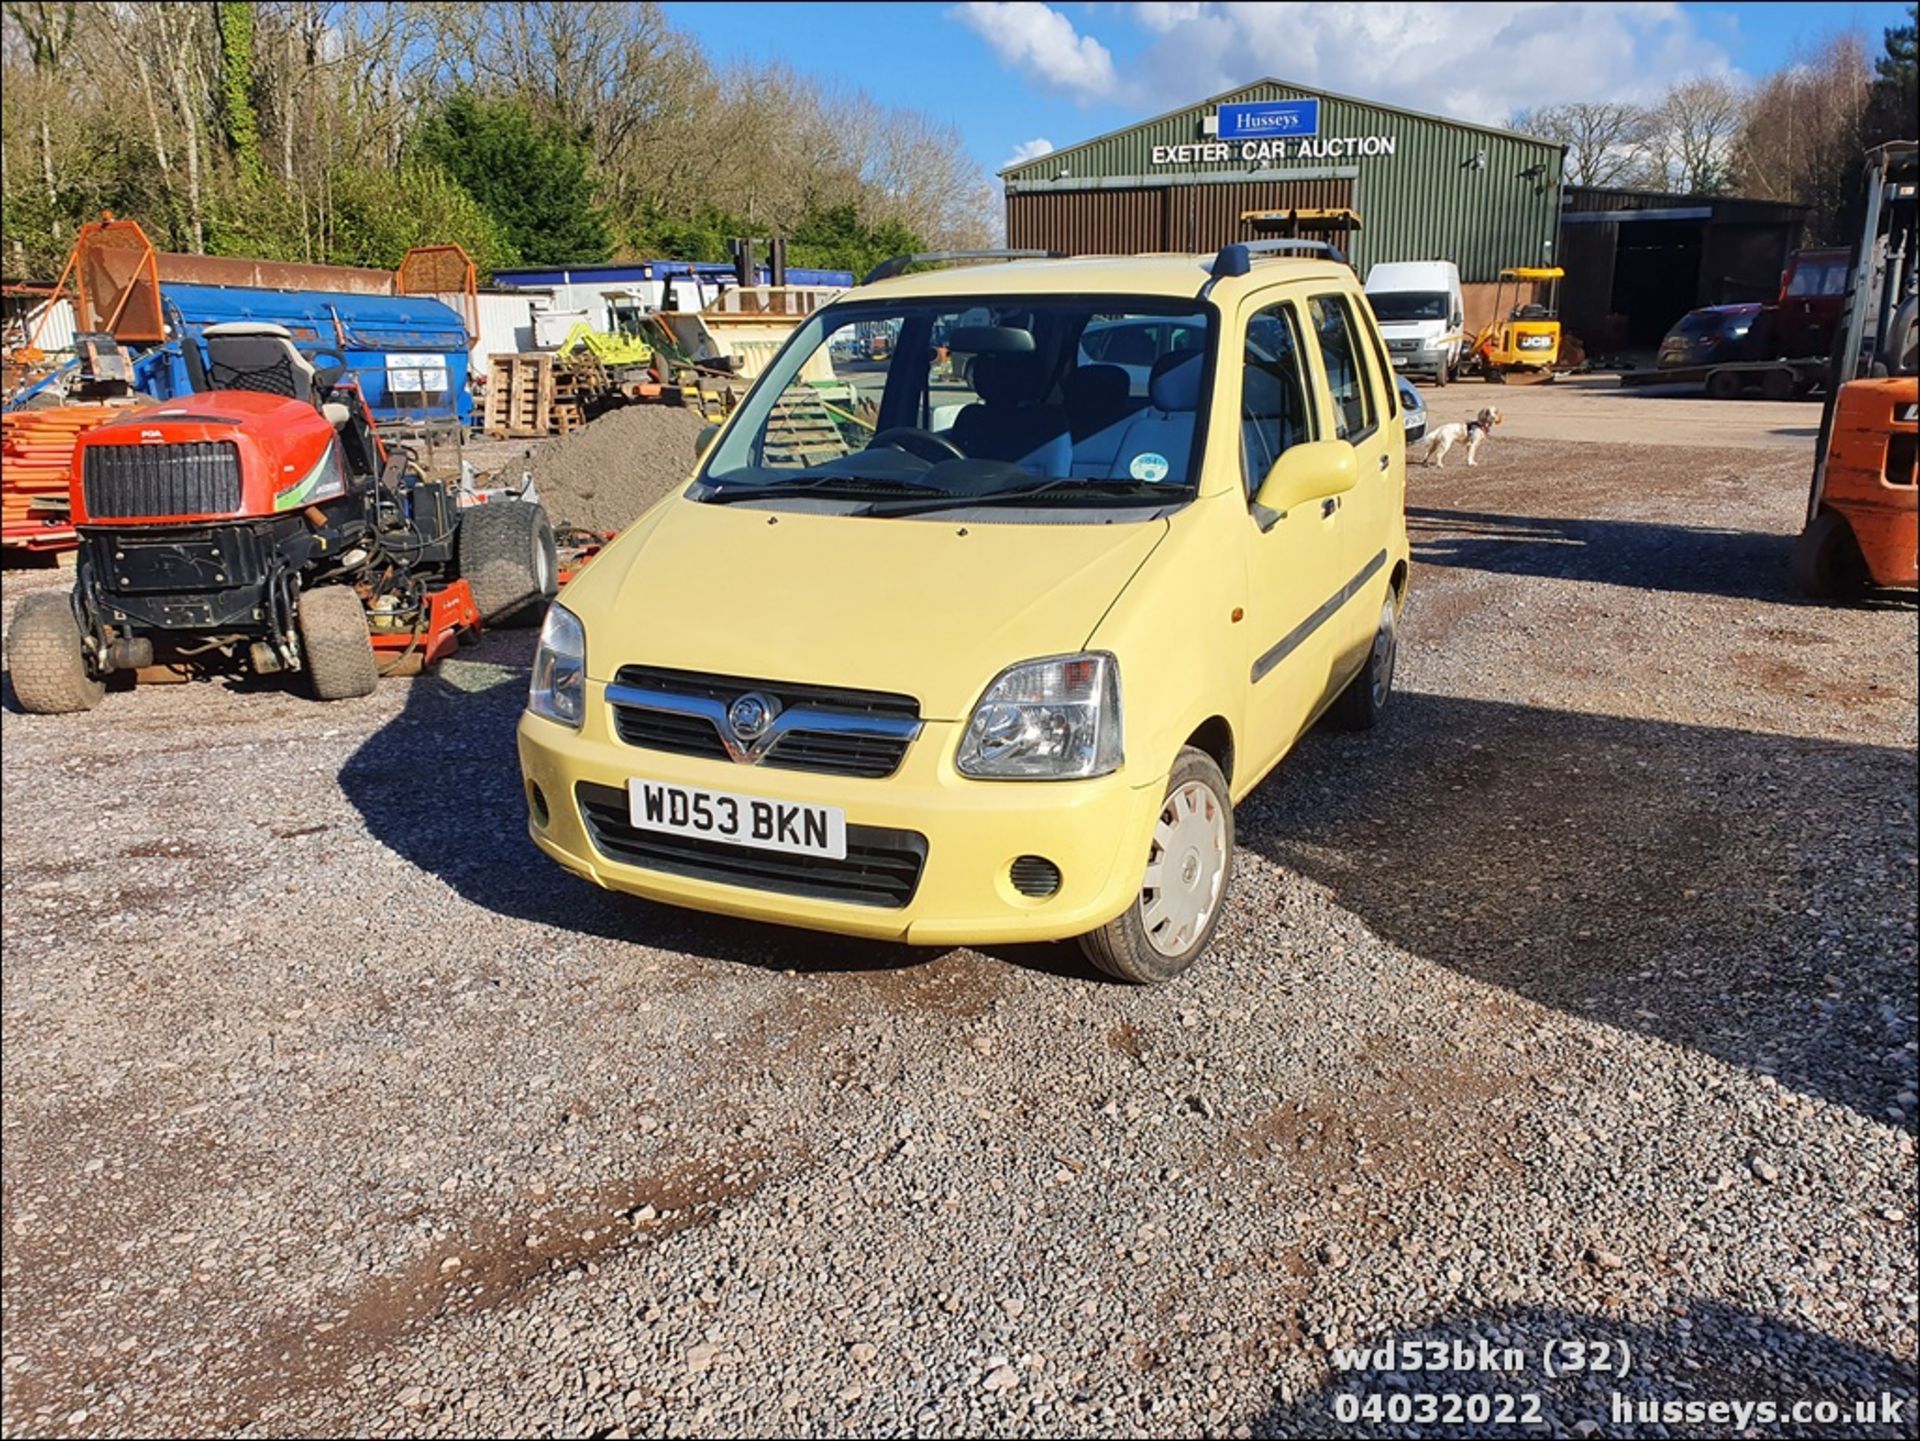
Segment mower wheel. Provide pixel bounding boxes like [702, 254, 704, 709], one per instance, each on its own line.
[6, 591, 104, 713]
[297, 586, 378, 700]
[458, 500, 557, 627]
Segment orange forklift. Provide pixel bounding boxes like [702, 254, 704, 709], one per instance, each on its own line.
[1791, 141, 1918, 598]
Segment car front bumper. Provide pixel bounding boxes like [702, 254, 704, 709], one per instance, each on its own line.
[516, 688, 1166, 945]
[1389, 346, 1451, 375]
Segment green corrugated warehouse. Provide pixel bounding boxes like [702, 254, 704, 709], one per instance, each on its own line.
[1001, 78, 1565, 294]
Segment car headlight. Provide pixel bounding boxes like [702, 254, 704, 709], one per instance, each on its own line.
[528, 603, 586, 727]
[957, 653, 1122, 779]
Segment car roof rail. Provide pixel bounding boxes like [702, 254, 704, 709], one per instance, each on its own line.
[1209, 239, 1349, 279]
[861, 249, 1066, 285]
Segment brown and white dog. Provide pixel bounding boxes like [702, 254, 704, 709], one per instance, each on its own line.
[1421, 406, 1502, 468]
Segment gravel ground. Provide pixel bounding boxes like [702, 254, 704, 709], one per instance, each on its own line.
[522, 404, 708, 533]
[2, 422, 1915, 1438]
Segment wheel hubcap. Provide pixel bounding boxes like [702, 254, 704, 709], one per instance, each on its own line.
[1139, 780, 1227, 958]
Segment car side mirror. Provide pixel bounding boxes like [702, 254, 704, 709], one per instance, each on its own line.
[1252, 440, 1358, 531]
[1452, 312, 1463, 328]
[695, 423, 719, 459]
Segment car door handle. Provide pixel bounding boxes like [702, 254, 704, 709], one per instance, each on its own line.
[1321, 496, 1340, 518]
[1378, 454, 1390, 471]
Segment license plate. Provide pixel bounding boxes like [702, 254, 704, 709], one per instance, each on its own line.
[1390, 356, 1408, 368]
[627, 779, 847, 859]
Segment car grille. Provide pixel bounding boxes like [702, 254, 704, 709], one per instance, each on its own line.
[82, 441, 244, 520]
[575, 781, 927, 908]
[608, 665, 921, 779]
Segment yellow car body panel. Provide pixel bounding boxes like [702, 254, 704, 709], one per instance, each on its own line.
[517, 253, 1410, 946]
[556, 494, 1170, 720]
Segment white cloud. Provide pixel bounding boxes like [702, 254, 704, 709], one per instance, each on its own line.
[950, 2, 1119, 103]
[1133, 1, 1203, 30]
[1118, 3, 1736, 124]
[1003, 136, 1057, 168]
[956, 3, 1738, 124]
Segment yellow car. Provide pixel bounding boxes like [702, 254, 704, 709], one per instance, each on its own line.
[518, 243, 1410, 982]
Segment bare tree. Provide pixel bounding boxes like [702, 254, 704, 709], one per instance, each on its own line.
[1511, 102, 1653, 188]
[1730, 34, 1870, 238]
[1647, 76, 1748, 193]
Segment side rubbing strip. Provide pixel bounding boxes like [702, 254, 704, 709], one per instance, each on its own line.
[1251, 549, 1389, 684]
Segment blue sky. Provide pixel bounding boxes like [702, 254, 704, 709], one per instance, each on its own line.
[664, 1, 1912, 175]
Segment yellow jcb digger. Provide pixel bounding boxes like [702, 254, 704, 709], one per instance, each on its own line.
[1472, 266, 1564, 384]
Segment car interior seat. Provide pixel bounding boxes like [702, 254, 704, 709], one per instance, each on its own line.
[201, 322, 318, 405]
[1064, 364, 1139, 476]
[949, 352, 1072, 476]
[1105, 349, 1203, 482]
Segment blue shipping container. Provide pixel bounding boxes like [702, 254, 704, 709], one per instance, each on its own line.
[146, 282, 471, 427]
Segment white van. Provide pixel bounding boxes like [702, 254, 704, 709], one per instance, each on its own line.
[1364, 261, 1467, 385]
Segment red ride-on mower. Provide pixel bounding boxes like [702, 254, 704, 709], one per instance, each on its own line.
[5, 323, 555, 713]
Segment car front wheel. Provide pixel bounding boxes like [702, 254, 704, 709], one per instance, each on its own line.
[1078, 746, 1233, 984]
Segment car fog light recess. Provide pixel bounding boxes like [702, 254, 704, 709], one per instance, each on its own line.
[957, 652, 1122, 779]
[1010, 855, 1063, 898]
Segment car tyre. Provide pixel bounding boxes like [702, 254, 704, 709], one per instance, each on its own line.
[297, 585, 378, 700]
[6, 590, 104, 713]
[1329, 594, 1399, 731]
[1706, 369, 1743, 401]
[458, 499, 557, 627]
[1078, 746, 1233, 985]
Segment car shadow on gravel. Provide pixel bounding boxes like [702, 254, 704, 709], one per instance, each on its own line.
[1240, 690, 1918, 1131]
[1249, 1297, 1918, 1438]
[336, 646, 1093, 982]
[1408, 505, 1917, 610]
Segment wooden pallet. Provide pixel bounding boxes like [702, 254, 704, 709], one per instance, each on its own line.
[482, 354, 553, 439]
[552, 400, 585, 437]
[762, 388, 849, 467]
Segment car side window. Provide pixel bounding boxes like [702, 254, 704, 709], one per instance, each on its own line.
[1308, 294, 1376, 442]
[1240, 303, 1314, 498]
[1356, 303, 1397, 419]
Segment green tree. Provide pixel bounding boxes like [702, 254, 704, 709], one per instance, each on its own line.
[787, 205, 923, 280]
[414, 91, 610, 265]
[617, 201, 742, 263]
[1864, 3, 1917, 144]
[213, 1, 262, 181]
[322, 162, 515, 274]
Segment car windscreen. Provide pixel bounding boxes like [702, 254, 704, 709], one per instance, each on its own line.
[1673, 310, 1753, 338]
[693, 296, 1214, 517]
[1366, 291, 1450, 322]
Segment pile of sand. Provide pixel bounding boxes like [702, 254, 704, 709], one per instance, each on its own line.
[528, 402, 708, 532]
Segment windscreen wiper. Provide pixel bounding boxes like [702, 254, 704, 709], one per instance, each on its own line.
[867, 478, 1191, 517]
[700, 473, 948, 504]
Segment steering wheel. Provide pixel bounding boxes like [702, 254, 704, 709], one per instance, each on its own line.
[869, 426, 965, 464]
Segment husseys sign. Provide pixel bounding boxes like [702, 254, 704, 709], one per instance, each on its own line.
[1150, 98, 1398, 166]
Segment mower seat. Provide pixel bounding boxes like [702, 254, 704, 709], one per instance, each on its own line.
[202, 322, 318, 405]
